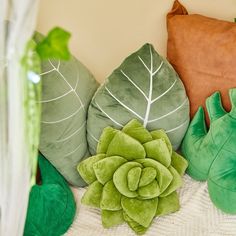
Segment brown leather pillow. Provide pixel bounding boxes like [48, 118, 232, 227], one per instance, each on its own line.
[167, 0, 236, 125]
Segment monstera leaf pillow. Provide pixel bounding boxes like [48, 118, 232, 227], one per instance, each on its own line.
[87, 44, 189, 154]
[182, 89, 236, 214]
[34, 33, 98, 186]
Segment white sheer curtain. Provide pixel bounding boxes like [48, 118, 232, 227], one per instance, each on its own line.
[0, 0, 39, 235]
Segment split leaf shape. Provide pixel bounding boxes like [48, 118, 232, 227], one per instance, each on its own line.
[182, 89, 236, 214]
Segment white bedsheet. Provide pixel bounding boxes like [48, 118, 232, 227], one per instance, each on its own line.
[66, 175, 236, 236]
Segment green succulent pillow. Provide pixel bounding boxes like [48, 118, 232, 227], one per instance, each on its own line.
[24, 153, 76, 236]
[34, 33, 98, 186]
[78, 119, 188, 235]
[181, 89, 236, 214]
[87, 43, 189, 155]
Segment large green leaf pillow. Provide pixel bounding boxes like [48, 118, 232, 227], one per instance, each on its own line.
[34, 33, 98, 186]
[181, 89, 236, 214]
[87, 44, 189, 154]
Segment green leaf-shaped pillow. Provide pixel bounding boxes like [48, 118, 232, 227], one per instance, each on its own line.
[34, 33, 98, 186]
[24, 153, 76, 236]
[87, 43, 189, 155]
[182, 89, 236, 214]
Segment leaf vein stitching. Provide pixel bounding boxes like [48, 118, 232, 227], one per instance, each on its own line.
[48, 59, 85, 111]
[151, 79, 177, 104]
[120, 69, 148, 101]
[87, 131, 99, 143]
[64, 143, 83, 157]
[105, 86, 144, 121]
[148, 97, 188, 123]
[55, 122, 86, 142]
[41, 105, 83, 124]
[38, 90, 72, 103]
[95, 101, 123, 127]
[165, 119, 189, 133]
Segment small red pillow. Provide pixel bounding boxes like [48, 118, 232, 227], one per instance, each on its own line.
[167, 0, 236, 125]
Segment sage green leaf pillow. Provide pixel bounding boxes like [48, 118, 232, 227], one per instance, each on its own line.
[34, 33, 98, 186]
[87, 44, 189, 154]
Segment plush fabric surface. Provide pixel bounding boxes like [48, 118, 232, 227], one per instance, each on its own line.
[24, 153, 76, 236]
[182, 89, 236, 214]
[167, 0, 236, 126]
[66, 176, 236, 236]
[34, 33, 98, 186]
[87, 43, 189, 154]
[78, 119, 187, 235]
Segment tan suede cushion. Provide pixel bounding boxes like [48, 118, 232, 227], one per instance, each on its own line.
[167, 0, 236, 125]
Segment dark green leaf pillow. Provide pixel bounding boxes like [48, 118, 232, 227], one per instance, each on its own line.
[87, 44, 189, 154]
[181, 89, 236, 214]
[34, 33, 98, 186]
[24, 153, 76, 236]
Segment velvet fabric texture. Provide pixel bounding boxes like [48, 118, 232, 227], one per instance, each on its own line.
[87, 43, 189, 154]
[34, 33, 98, 187]
[24, 153, 76, 236]
[78, 119, 188, 235]
[167, 0, 236, 126]
[182, 89, 236, 214]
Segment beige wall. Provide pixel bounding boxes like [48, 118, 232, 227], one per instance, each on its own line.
[37, 0, 236, 83]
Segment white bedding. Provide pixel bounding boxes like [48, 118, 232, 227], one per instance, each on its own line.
[66, 175, 236, 236]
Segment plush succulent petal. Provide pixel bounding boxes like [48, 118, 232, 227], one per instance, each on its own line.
[113, 162, 142, 198]
[138, 180, 160, 199]
[93, 156, 127, 185]
[122, 119, 153, 144]
[139, 167, 157, 187]
[106, 131, 145, 161]
[128, 167, 142, 191]
[151, 129, 172, 155]
[136, 158, 173, 194]
[77, 154, 106, 184]
[100, 180, 122, 211]
[143, 139, 171, 167]
[102, 210, 124, 228]
[156, 191, 180, 216]
[171, 152, 188, 176]
[97, 126, 118, 154]
[160, 166, 183, 197]
[123, 212, 148, 235]
[121, 196, 158, 228]
[81, 180, 103, 208]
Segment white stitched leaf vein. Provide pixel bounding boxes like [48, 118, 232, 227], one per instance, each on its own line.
[105, 86, 144, 121]
[87, 131, 99, 143]
[46, 59, 85, 111]
[151, 79, 177, 104]
[95, 101, 123, 128]
[64, 143, 83, 157]
[55, 122, 86, 142]
[41, 106, 83, 124]
[120, 69, 148, 101]
[148, 98, 188, 124]
[38, 90, 72, 103]
[140, 45, 164, 128]
[165, 119, 189, 133]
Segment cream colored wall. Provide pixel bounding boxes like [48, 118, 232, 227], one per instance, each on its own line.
[37, 0, 236, 83]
